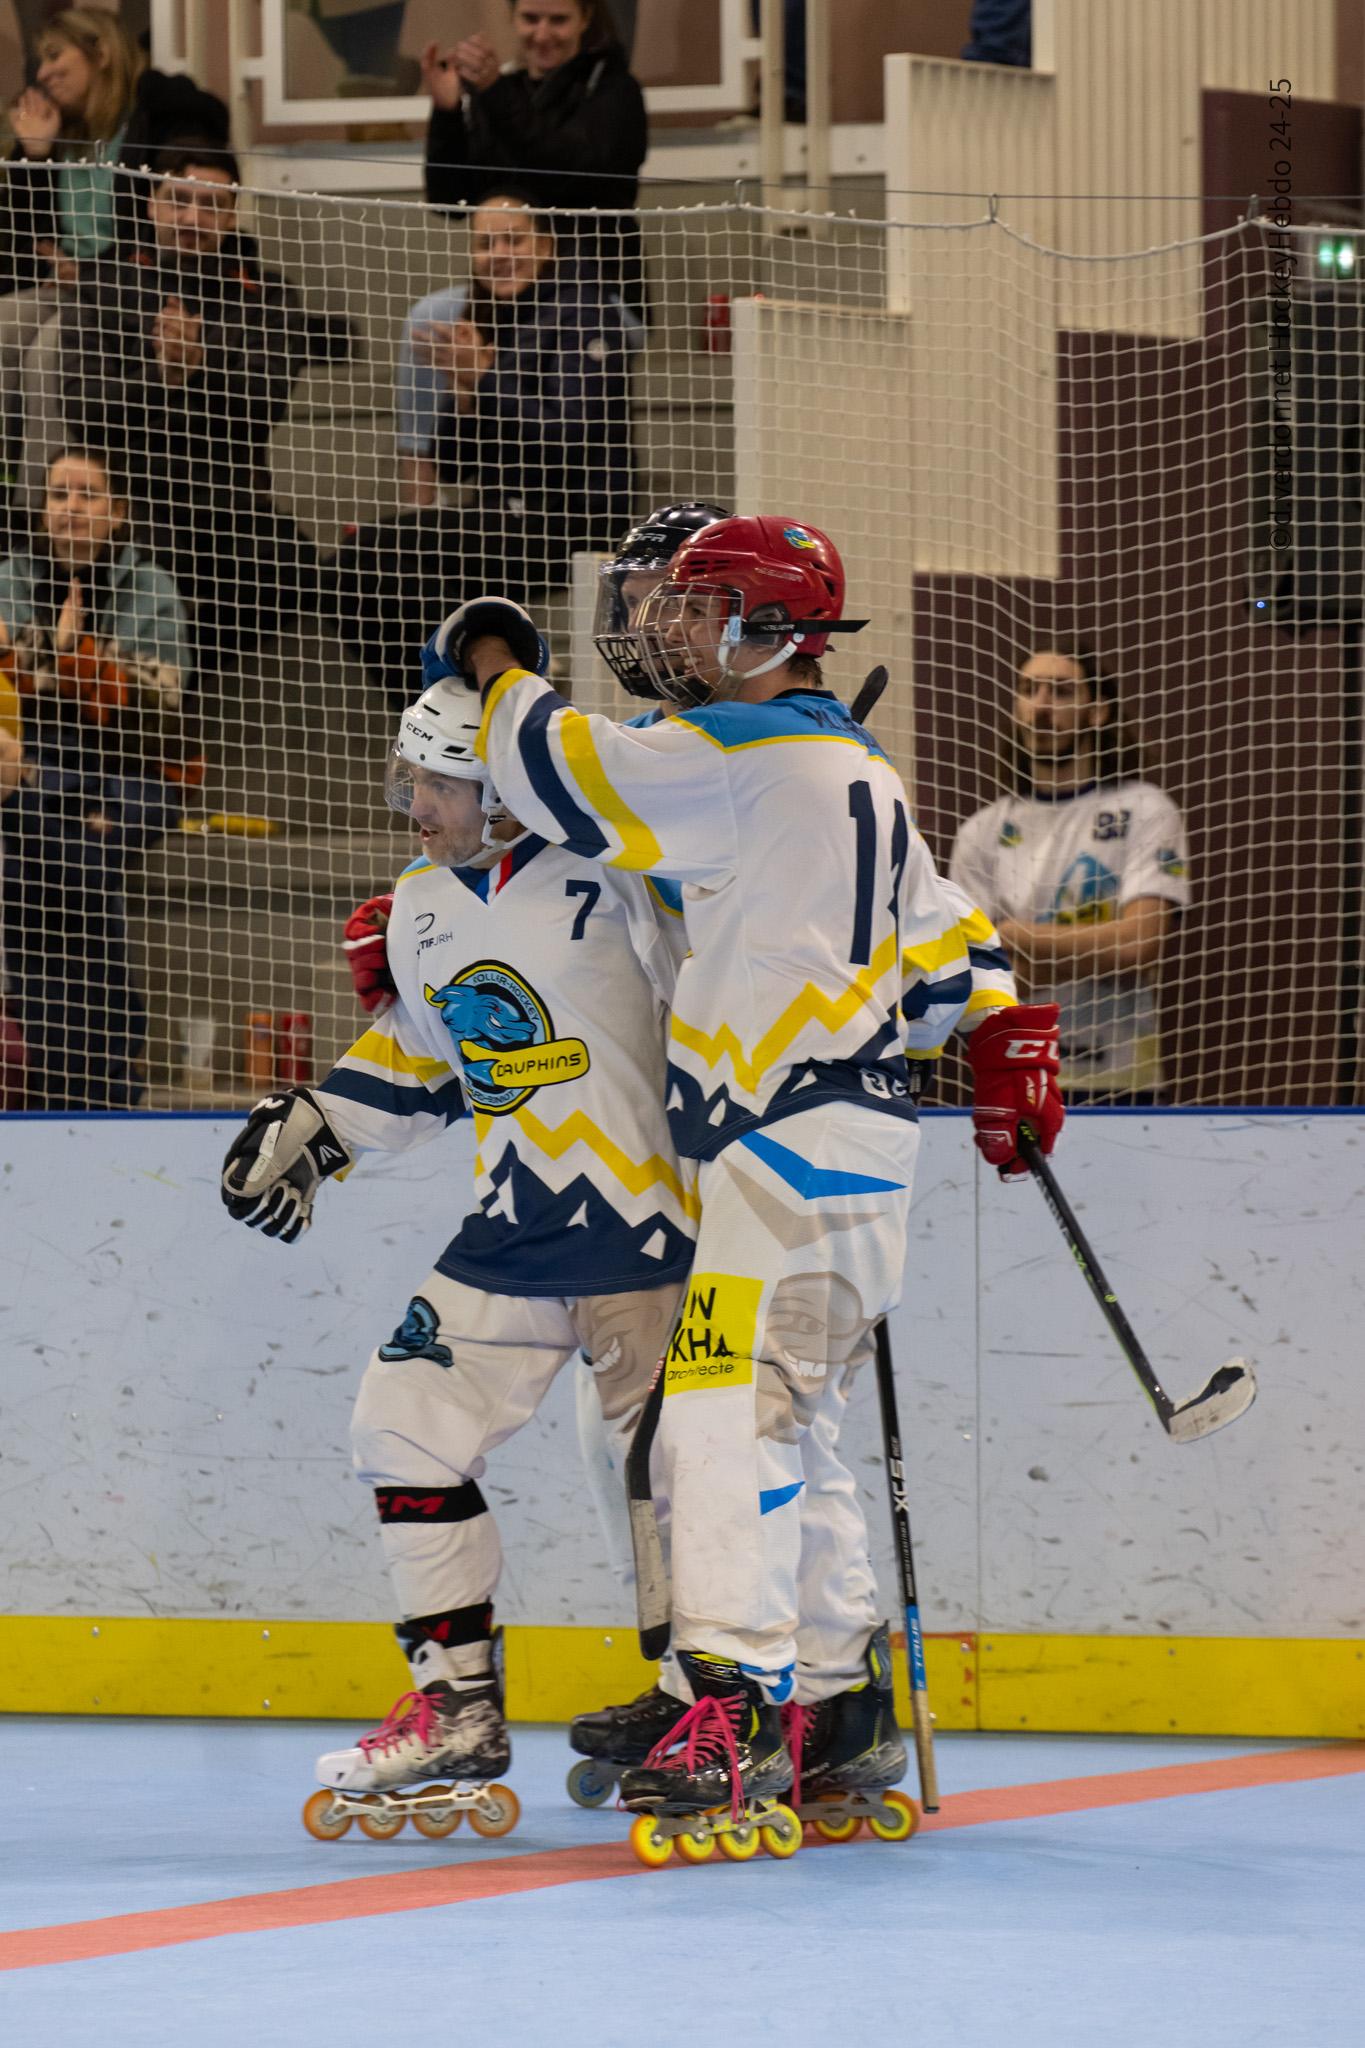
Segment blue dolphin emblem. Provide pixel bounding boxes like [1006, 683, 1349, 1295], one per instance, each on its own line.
[378, 1295, 453, 1368]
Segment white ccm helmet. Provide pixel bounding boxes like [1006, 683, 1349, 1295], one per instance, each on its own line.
[383, 680, 524, 863]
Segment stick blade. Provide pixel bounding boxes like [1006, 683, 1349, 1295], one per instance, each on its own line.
[1166, 1358, 1257, 1443]
[628, 1497, 671, 1659]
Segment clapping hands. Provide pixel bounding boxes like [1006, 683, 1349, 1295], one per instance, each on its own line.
[421, 34, 502, 103]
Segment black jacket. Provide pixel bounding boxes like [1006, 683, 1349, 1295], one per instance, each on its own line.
[435, 259, 635, 547]
[60, 230, 310, 511]
[425, 44, 647, 214]
[0, 67, 229, 294]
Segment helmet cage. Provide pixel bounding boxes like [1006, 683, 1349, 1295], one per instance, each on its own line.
[592, 561, 666, 698]
[635, 581, 807, 706]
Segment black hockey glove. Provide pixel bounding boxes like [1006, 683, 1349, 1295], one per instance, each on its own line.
[220, 1089, 352, 1244]
[422, 597, 549, 692]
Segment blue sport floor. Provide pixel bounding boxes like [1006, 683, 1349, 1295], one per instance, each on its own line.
[1, 1720, 1360, 2048]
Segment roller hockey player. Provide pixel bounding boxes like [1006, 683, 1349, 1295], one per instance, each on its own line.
[221, 667, 696, 1843]
[432, 516, 1064, 1865]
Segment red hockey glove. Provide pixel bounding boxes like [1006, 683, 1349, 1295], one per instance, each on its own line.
[965, 1002, 1064, 1181]
[343, 892, 396, 1015]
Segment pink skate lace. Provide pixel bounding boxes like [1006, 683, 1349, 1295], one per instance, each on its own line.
[357, 1689, 438, 1759]
[642, 1693, 746, 1822]
[782, 1702, 814, 1802]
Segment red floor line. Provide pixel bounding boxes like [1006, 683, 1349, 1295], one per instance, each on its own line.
[5, 1742, 1363, 1973]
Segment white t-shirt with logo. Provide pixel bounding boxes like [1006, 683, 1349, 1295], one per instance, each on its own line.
[949, 779, 1191, 1096]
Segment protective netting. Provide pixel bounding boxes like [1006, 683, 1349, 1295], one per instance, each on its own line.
[0, 173, 1354, 1110]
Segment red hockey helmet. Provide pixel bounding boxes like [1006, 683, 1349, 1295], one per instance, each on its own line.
[635, 515, 866, 706]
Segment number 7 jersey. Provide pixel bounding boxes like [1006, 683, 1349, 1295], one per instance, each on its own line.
[313, 835, 697, 1297]
[477, 676, 1010, 1160]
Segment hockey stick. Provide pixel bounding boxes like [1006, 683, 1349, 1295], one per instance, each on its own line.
[872, 1318, 940, 1812]
[850, 664, 889, 725]
[1018, 1129, 1257, 1443]
[626, 1354, 671, 1660]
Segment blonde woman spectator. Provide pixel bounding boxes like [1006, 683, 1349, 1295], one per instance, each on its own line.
[0, 9, 226, 505]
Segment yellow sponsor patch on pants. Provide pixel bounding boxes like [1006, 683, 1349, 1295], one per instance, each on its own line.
[664, 1273, 761, 1393]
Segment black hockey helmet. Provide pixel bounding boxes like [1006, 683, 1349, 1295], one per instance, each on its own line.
[594, 500, 731, 697]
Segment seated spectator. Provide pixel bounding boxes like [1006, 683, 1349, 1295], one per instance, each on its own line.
[0, 9, 227, 511]
[422, 0, 647, 318]
[949, 645, 1190, 1105]
[54, 139, 321, 661]
[0, 447, 197, 1110]
[334, 192, 634, 699]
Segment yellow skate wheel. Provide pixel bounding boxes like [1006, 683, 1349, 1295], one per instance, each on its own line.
[813, 1812, 862, 1843]
[411, 1788, 463, 1840]
[302, 1789, 353, 1841]
[357, 1795, 406, 1840]
[867, 1790, 920, 1842]
[716, 1822, 761, 1862]
[629, 1814, 675, 1868]
[675, 1825, 716, 1864]
[759, 1805, 802, 1860]
[467, 1785, 521, 1838]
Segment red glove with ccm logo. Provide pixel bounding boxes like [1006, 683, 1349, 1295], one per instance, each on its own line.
[343, 893, 397, 1016]
[964, 1003, 1064, 1180]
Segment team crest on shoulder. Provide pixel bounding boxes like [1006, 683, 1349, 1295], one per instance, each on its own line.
[423, 958, 589, 1115]
[999, 820, 1023, 847]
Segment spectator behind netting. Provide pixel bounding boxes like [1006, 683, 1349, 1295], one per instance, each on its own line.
[948, 645, 1191, 1106]
[0, 10, 227, 510]
[55, 139, 321, 664]
[417, 0, 647, 431]
[334, 192, 634, 699]
[0, 447, 198, 1110]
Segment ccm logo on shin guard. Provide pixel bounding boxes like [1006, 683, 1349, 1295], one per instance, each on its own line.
[375, 1482, 488, 1523]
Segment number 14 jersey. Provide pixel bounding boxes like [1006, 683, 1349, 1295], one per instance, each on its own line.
[477, 678, 1012, 1160]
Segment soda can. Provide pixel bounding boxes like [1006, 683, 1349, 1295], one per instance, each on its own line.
[276, 1011, 314, 1087]
[700, 293, 731, 353]
[244, 1009, 275, 1090]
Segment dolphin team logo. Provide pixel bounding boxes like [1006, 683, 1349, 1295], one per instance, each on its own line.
[423, 958, 589, 1115]
[378, 1295, 453, 1367]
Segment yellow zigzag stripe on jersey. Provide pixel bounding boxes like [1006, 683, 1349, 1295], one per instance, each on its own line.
[482, 1103, 701, 1219]
[346, 1028, 454, 1085]
[475, 666, 528, 754]
[556, 708, 664, 871]
[671, 929, 902, 1092]
[902, 926, 971, 978]
[957, 905, 1000, 945]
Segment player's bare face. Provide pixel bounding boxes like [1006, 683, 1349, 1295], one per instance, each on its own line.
[148, 168, 237, 257]
[471, 203, 554, 300]
[653, 588, 731, 698]
[45, 458, 124, 568]
[513, 0, 588, 79]
[1015, 654, 1106, 766]
[408, 769, 489, 867]
[35, 36, 95, 116]
[620, 571, 661, 625]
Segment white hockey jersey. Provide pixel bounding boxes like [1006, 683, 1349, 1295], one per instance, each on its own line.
[477, 674, 1016, 1159]
[313, 834, 696, 1295]
[949, 778, 1191, 1096]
